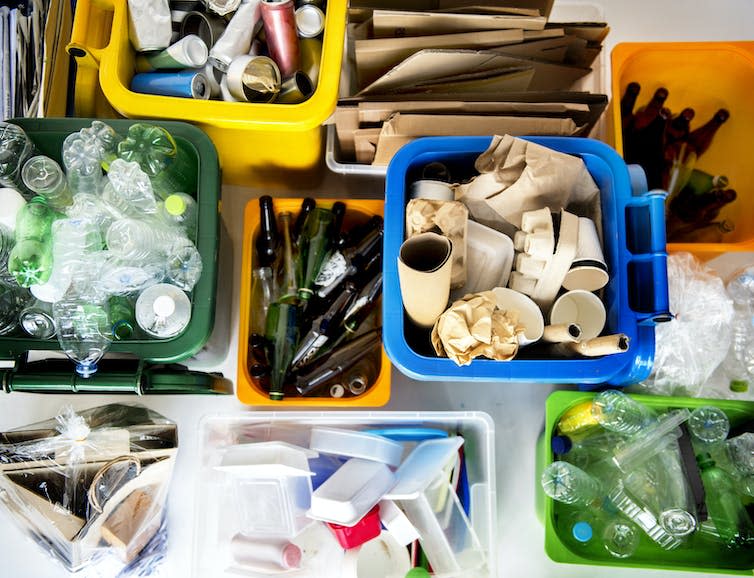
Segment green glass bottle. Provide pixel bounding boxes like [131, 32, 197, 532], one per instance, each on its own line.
[296, 207, 335, 302]
[698, 452, 754, 547]
[277, 211, 298, 304]
[265, 302, 299, 401]
[116, 123, 197, 199]
[8, 197, 61, 287]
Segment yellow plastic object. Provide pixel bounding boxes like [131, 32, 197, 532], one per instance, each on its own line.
[611, 41, 754, 261]
[237, 198, 390, 407]
[66, 0, 346, 185]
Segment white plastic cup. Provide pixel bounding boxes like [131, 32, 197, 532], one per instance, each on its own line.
[549, 289, 606, 341]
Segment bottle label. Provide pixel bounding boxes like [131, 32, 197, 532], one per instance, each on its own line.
[314, 251, 346, 288]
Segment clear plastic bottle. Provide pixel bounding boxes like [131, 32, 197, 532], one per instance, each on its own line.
[19, 298, 56, 339]
[158, 193, 197, 242]
[592, 390, 656, 435]
[0, 122, 36, 197]
[165, 243, 202, 291]
[607, 482, 682, 550]
[53, 298, 112, 377]
[602, 519, 640, 559]
[8, 197, 61, 287]
[0, 283, 31, 335]
[80, 120, 121, 170]
[52, 218, 104, 270]
[135, 283, 191, 338]
[61, 132, 104, 196]
[106, 217, 188, 262]
[541, 461, 602, 507]
[0, 224, 17, 285]
[722, 267, 754, 391]
[688, 406, 730, 445]
[65, 192, 115, 236]
[97, 256, 165, 295]
[21, 156, 73, 210]
[101, 159, 158, 219]
[30, 262, 72, 303]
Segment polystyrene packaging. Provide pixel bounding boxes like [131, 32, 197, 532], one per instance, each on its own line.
[0, 404, 178, 574]
[637, 253, 734, 396]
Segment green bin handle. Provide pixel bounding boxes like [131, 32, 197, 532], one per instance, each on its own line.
[1, 356, 231, 394]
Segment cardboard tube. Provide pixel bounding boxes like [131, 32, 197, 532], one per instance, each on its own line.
[570, 334, 630, 357]
[542, 323, 582, 344]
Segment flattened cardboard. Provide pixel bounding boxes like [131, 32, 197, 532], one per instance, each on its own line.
[371, 9, 546, 38]
[355, 28, 525, 88]
[348, 0, 554, 19]
[395, 67, 535, 95]
[488, 36, 574, 63]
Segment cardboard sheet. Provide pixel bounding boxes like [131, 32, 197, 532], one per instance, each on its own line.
[371, 9, 546, 37]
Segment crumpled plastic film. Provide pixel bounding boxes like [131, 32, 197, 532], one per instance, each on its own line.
[0, 404, 177, 574]
[636, 252, 734, 396]
[431, 290, 522, 366]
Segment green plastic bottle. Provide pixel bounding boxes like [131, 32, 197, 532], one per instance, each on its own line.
[296, 207, 334, 302]
[116, 123, 197, 199]
[698, 452, 754, 548]
[108, 295, 137, 340]
[8, 197, 61, 287]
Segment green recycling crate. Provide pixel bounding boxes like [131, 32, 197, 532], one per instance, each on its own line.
[3, 118, 220, 393]
[538, 390, 754, 575]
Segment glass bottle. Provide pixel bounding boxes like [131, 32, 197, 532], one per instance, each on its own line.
[292, 197, 315, 245]
[682, 169, 728, 197]
[265, 301, 299, 401]
[630, 87, 669, 132]
[686, 108, 730, 158]
[296, 207, 335, 302]
[250, 196, 279, 336]
[620, 81, 641, 131]
[276, 211, 298, 304]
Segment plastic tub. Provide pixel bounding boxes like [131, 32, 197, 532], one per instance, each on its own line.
[539, 390, 754, 574]
[193, 411, 497, 578]
[3, 118, 220, 390]
[611, 41, 754, 261]
[66, 0, 347, 185]
[236, 198, 390, 406]
[383, 136, 669, 386]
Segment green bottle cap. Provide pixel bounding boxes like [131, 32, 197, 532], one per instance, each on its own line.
[165, 194, 187, 216]
[405, 569, 430, 578]
[730, 379, 749, 393]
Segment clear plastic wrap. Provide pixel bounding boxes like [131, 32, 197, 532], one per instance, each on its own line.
[0, 404, 177, 574]
[635, 252, 734, 396]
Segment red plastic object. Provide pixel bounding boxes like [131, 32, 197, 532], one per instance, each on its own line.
[326, 505, 381, 549]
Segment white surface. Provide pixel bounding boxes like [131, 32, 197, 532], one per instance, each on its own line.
[2, 1, 754, 576]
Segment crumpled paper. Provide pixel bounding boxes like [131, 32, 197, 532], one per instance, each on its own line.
[406, 198, 468, 288]
[431, 291, 523, 366]
[454, 134, 600, 237]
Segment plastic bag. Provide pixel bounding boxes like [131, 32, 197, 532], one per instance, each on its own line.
[0, 404, 177, 574]
[635, 252, 734, 396]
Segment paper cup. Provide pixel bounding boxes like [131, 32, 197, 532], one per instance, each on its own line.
[409, 180, 454, 201]
[549, 289, 606, 341]
[397, 232, 453, 328]
[562, 217, 609, 292]
[492, 287, 544, 346]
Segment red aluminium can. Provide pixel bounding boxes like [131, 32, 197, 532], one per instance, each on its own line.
[261, 0, 300, 78]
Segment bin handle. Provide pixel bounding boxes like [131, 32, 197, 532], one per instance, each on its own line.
[67, 0, 119, 69]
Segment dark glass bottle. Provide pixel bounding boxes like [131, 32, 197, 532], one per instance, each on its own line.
[265, 302, 299, 401]
[292, 197, 315, 245]
[255, 195, 279, 268]
[250, 196, 280, 336]
[687, 109, 730, 158]
[276, 211, 298, 304]
[317, 225, 383, 299]
[631, 87, 669, 132]
[620, 82, 641, 131]
[337, 215, 383, 250]
[296, 207, 335, 302]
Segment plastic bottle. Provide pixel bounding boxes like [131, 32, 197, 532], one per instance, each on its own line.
[688, 406, 730, 445]
[607, 483, 682, 550]
[97, 256, 165, 296]
[722, 267, 754, 391]
[106, 218, 188, 262]
[610, 409, 690, 473]
[8, 197, 61, 287]
[116, 123, 197, 199]
[61, 132, 104, 196]
[0, 188, 27, 232]
[19, 298, 56, 339]
[551, 430, 625, 471]
[65, 193, 115, 236]
[158, 193, 197, 242]
[0, 122, 36, 197]
[52, 218, 104, 271]
[697, 452, 754, 547]
[108, 295, 137, 340]
[135, 283, 192, 338]
[165, 242, 202, 291]
[21, 156, 73, 211]
[101, 159, 158, 219]
[591, 390, 656, 435]
[541, 461, 602, 507]
[53, 298, 112, 377]
[80, 120, 121, 170]
[30, 262, 72, 303]
[725, 433, 754, 477]
[0, 283, 31, 335]
[0, 224, 17, 285]
[602, 519, 640, 559]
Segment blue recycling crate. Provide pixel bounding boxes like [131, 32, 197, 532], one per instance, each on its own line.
[383, 136, 670, 386]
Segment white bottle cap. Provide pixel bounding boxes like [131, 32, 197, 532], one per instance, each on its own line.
[153, 295, 176, 317]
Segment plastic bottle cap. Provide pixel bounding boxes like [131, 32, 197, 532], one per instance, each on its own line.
[405, 569, 430, 578]
[153, 295, 176, 317]
[730, 379, 749, 393]
[572, 521, 593, 543]
[281, 543, 302, 569]
[165, 194, 187, 216]
[551, 435, 573, 455]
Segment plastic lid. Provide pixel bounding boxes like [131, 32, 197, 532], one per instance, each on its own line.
[551, 435, 573, 455]
[572, 521, 593, 543]
[165, 194, 187, 216]
[405, 569, 430, 578]
[76, 361, 98, 378]
[153, 295, 176, 317]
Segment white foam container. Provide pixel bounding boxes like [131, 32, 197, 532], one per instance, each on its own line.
[192, 411, 496, 578]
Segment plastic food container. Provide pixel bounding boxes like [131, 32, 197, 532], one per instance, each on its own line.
[3, 118, 219, 392]
[538, 390, 754, 574]
[66, 0, 347, 185]
[192, 411, 497, 578]
[236, 197, 390, 407]
[611, 41, 754, 260]
[383, 135, 669, 386]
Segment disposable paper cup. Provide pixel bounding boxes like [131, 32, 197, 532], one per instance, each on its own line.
[492, 287, 544, 346]
[562, 217, 609, 292]
[549, 289, 606, 341]
[397, 232, 453, 328]
[409, 180, 455, 201]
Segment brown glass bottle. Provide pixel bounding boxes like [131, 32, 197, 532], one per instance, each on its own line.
[620, 82, 641, 131]
[686, 108, 730, 158]
[631, 87, 669, 132]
